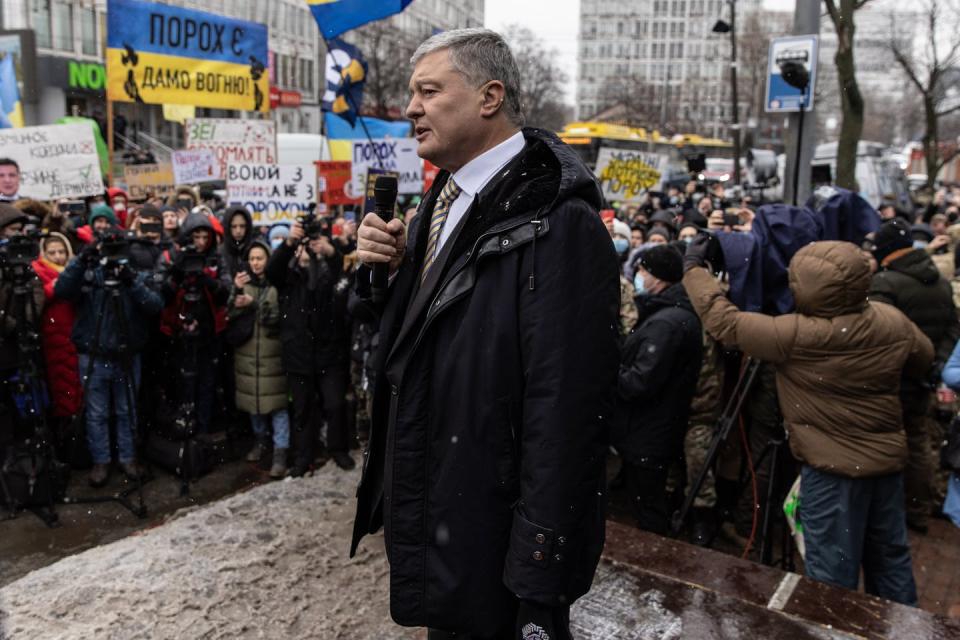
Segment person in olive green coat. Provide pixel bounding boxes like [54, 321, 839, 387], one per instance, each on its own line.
[230, 241, 289, 478]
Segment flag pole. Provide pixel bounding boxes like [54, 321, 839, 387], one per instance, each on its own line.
[103, 18, 114, 186]
[319, 32, 386, 170]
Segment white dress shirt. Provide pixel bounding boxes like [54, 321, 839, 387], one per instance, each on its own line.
[436, 131, 526, 252]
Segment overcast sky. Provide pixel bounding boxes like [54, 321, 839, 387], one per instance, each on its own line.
[484, 0, 796, 105]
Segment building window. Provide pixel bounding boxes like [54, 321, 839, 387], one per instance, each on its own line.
[30, 0, 52, 49]
[81, 7, 97, 56]
[52, 1, 74, 51]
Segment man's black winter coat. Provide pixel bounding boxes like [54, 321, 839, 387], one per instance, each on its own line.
[351, 129, 620, 635]
[612, 282, 703, 464]
[265, 242, 348, 375]
[869, 248, 960, 407]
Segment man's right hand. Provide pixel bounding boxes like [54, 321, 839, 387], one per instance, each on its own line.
[287, 220, 305, 246]
[358, 213, 406, 276]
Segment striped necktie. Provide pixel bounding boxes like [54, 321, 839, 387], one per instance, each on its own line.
[420, 177, 462, 282]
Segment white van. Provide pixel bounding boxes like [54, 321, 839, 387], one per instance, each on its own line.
[277, 133, 331, 165]
[811, 141, 911, 210]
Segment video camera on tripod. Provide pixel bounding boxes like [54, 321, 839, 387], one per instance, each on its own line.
[0, 230, 45, 284]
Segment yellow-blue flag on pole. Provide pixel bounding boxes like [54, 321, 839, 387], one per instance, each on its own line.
[306, 0, 414, 38]
[0, 53, 24, 128]
[322, 38, 367, 127]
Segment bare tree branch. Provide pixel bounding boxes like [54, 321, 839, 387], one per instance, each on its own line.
[937, 103, 960, 118]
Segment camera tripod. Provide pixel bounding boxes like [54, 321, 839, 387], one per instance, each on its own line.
[164, 275, 208, 499]
[0, 270, 64, 527]
[63, 268, 150, 519]
[671, 357, 796, 570]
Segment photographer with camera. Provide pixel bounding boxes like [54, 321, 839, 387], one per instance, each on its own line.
[54, 227, 164, 486]
[266, 215, 352, 476]
[128, 205, 168, 272]
[158, 211, 230, 438]
[75, 204, 118, 246]
[0, 204, 45, 449]
[684, 235, 933, 605]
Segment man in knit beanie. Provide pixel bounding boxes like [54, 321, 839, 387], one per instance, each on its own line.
[614, 243, 704, 534]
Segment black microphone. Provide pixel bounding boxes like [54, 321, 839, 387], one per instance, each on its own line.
[371, 175, 398, 305]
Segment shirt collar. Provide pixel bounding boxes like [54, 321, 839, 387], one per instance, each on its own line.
[452, 131, 525, 198]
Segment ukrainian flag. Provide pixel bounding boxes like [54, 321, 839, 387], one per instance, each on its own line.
[0, 53, 24, 129]
[306, 0, 414, 39]
[322, 38, 367, 126]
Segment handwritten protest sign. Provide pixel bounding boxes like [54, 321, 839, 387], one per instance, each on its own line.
[123, 163, 176, 200]
[172, 148, 221, 183]
[594, 147, 667, 203]
[185, 118, 276, 176]
[0, 123, 104, 199]
[226, 163, 315, 225]
[350, 138, 421, 195]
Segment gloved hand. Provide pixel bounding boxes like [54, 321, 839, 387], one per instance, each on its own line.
[683, 233, 711, 273]
[169, 266, 184, 285]
[79, 242, 99, 264]
[516, 600, 562, 640]
[118, 263, 136, 286]
[684, 232, 726, 275]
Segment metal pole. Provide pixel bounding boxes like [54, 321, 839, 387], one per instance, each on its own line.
[792, 84, 806, 206]
[729, 0, 741, 186]
[783, 0, 819, 205]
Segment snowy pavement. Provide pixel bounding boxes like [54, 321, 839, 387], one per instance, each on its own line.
[0, 464, 858, 639]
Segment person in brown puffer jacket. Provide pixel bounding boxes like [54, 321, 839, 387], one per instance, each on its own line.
[683, 238, 934, 606]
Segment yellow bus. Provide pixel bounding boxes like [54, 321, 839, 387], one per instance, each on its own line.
[558, 121, 733, 172]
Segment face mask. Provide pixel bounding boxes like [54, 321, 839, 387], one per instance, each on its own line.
[271, 237, 286, 250]
[613, 238, 629, 255]
[683, 236, 694, 245]
[634, 273, 648, 296]
[913, 240, 928, 249]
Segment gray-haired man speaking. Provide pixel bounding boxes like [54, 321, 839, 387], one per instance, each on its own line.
[352, 29, 619, 639]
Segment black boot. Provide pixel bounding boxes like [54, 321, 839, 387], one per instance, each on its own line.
[288, 459, 311, 478]
[690, 507, 718, 547]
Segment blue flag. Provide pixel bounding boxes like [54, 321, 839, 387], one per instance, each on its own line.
[322, 37, 368, 127]
[324, 112, 411, 139]
[306, 0, 414, 39]
[0, 53, 24, 128]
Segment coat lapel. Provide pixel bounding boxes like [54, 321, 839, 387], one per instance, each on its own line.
[387, 198, 474, 366]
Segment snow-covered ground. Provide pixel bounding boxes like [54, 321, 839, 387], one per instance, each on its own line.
[0, 464, 852, 639]
[0, 466, 413, 639]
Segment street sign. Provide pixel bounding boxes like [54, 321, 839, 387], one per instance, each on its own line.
[765, 35, 818, 113]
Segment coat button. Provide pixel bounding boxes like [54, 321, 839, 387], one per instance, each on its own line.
[501, 238, 510, 247]
[532, 551, 544, 561]
[554, 553, 563, 562]
[391, 385, 398, 396]
[557, 536, 567, 546]
[535, 533, 545, 544]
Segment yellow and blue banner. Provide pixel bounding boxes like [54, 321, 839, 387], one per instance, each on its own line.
[322, 38, 367, 126]
[306, 0, 414, 39]
[106, 0, 269, 112]
[0, 53, 24, 129]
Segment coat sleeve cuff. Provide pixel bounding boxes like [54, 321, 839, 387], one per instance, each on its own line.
[503, 508, 571, 606]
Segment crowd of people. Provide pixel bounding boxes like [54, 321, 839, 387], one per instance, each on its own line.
[605, 176, 960, 608]
[2, 146, 960, 613]
[0, 156, 368, 490]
